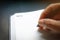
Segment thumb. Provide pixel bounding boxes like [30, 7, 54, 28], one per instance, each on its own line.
[39, 19, 60, 32]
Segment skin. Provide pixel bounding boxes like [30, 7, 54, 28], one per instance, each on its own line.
[38, 3, 60, 33]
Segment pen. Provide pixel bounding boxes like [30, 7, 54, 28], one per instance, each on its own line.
[37, 24, 40, 27]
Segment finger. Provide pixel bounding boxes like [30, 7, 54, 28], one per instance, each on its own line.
[40, 19, 60, 27]
[38, 25, 52, 33]
[38, 26, 44, 30]
[39, 19, 60, 32]
[45, 24, 60, 33]
[38, 23, 51, 31]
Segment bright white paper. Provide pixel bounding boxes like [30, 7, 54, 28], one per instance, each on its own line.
[10, 9, 44, 40]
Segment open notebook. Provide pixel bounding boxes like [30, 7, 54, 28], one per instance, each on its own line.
[10, 9, 44, 40]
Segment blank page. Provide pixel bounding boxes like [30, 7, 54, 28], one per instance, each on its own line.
[10, 9, 44, 40]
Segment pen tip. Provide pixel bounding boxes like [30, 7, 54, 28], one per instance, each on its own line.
[37, 24, 40, 27]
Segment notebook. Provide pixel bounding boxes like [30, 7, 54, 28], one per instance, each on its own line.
[10, 9, 44, 40]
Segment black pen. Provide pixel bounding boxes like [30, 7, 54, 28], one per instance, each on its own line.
[37, 24, 40, 27]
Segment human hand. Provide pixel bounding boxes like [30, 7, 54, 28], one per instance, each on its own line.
[38, 19, 60, 33]
[38, 3, 60, 33]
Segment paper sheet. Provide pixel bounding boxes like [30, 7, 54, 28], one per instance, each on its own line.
[10, 9, 44, 40]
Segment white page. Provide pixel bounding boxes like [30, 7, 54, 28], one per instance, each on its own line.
[10, 9, 44, 40]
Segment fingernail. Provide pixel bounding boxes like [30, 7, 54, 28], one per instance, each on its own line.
[39, 19, 44, 24]
[39, 23, 47, 28]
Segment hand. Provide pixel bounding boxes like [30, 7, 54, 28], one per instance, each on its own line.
[38, 19, 60, 33]
[38, 3, 60, 33]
